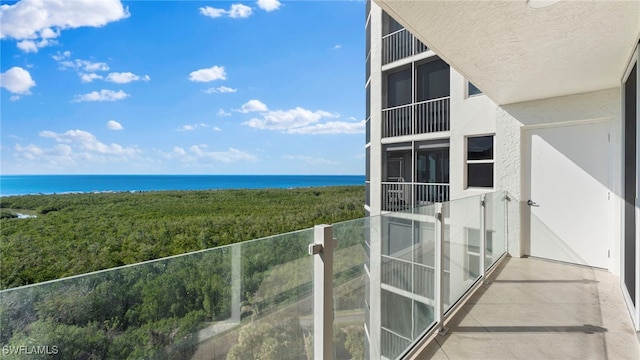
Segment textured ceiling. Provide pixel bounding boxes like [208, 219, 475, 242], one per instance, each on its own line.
[376, 0, 640, 105]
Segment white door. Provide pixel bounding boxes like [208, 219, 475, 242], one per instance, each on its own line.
[526, 121, 610, 269]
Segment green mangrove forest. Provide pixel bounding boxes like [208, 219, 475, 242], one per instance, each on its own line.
[0, 186, 367, 359]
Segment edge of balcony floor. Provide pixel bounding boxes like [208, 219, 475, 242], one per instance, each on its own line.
[412, 256, 640, 360]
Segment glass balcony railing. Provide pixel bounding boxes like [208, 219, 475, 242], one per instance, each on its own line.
[0, 191, 509, 359]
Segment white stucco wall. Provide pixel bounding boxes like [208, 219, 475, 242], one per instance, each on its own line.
[496, 88, 621, 271]
[449, 69, 498, 201]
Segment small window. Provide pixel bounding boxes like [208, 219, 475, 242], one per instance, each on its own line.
[467, 81, 482, 97]
[467, 135, 494, 188]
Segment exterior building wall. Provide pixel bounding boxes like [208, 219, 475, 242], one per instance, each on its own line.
[496, 88, 621, 270]
[449, 68, 498, 201]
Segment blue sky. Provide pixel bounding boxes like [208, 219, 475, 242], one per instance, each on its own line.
[0, 0, 365, 175]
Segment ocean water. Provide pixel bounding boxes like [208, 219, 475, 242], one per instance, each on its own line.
[0, 175, 365, 196]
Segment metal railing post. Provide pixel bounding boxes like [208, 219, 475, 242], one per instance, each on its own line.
[231, 244, 241, 323]
[434, 203, 447, 335]
[309, 224, 335, 359]
[480, 194, 487, 280]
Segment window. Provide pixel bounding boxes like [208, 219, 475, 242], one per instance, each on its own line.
[466, 135, 494, 188]
[382, 11, 404, 36]
[416, 59, 450, 101]
[385, 68, 411, 108]
[467, 81, 482, 97]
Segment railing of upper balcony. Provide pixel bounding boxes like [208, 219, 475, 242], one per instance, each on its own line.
[382, 97, 450, 138]
[382, 28, 429, 65]
[382, 181, 450, 211]
[0, 191, 509, 360]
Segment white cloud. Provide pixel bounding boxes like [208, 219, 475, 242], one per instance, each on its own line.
[288, 120, 366, 135]
[52, 51, 71, 62]
[177, 123, 211, 132]
[199, 4, 252, 19]
[217, 109, 232, 116]
[189, 65, 226, 82]
[334, 44, 342, 50]
[228, 4, 253, 18]
[243, 107, 337, 130]
[9, 95, 21, 101]
[199, 6, 226, 18]
[37, 129, 139, 156]
[173, 147, 187, 156]
[0, 67, 36, 94]
[73, 89, 129, 102]
[238, 99, 268, 113]
[284, 155, 337, 165]
[189, 146, 256, 163]
[107, 120, 123, 130]
[0, 0, 129, 53]
[257, 0, 281, 12]
[241, 104, 363, 135]
[212, 126, 222, 132]
[204, 86, 237, 94]
[106, 72, 150, 84]
[80, 73, 103, 83]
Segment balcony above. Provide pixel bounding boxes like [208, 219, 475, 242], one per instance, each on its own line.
[375, 0, 640, 105]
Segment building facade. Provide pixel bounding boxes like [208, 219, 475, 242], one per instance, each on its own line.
[366, 0, 639, 357]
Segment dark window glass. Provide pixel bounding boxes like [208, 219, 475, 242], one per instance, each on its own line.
[366, 147, 371, 181]
[416, 59, 450, 101]
[468, 82, 482, 96]
[366, 83, 371, 119]
[382, 11, 403, 35]
[365, 21, 371, 58]
[624, 62, 637, 305]
[467, 136, 493, 160]
[366, 0, 370, 19]
[467, 163, 494, 188]
[386, 68, 411, 107]
[416, 148, 449, 183]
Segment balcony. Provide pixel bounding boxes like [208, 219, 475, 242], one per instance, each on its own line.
[382, 28, 429, 65]
[1, 191, 637, 359]
[382, 97, 450, 138]
[382, 182, 450, 211]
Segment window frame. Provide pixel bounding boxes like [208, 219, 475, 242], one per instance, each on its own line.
[465, 134, 495, 189]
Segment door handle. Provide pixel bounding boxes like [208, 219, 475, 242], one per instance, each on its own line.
[527, 200, 539, 207]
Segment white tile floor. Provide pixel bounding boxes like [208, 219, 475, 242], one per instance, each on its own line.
[416, 257, 640, 360]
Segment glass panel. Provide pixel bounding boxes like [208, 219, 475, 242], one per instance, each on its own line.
[332, 218, 369, 360]
[416, 58, 450, 101]
[386, 68, 412, 108]
[485, 191, 506, 270]
[0, 229, 315, 359]
[468, 81, 482, 96]
[442, 195, 482, 312]
[468, 163, 494, 188]
[417, 147, 449, 184]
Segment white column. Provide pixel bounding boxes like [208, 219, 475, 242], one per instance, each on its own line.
[434, 203, 446, 334]
[310, 224, 335, 359]
[231, 244, 241, 323]
[480, 194, 486, 279]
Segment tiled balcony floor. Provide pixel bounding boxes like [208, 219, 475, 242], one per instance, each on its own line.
[416, 256, 640, 360]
